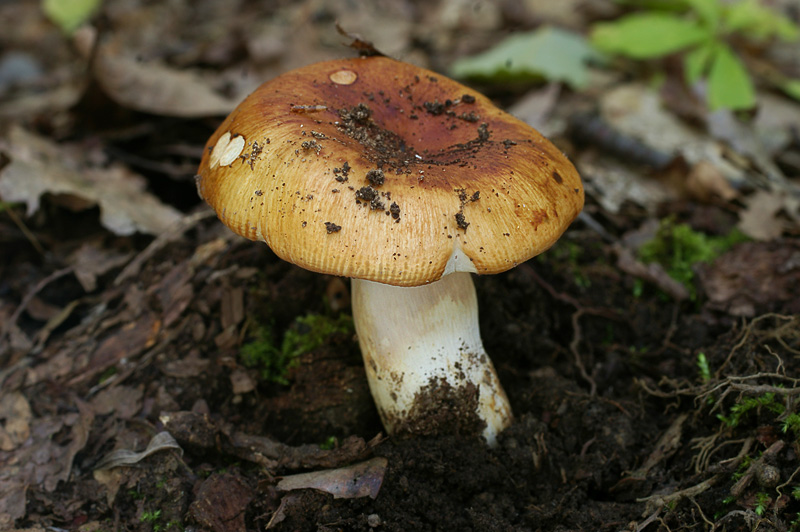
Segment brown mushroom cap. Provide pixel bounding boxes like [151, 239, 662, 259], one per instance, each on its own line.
[196, 56, 583, 286]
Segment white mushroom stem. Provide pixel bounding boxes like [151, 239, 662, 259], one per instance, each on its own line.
[351, 272, 512, 446]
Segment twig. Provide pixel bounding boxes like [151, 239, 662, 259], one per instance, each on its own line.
[3, 203, 45, 256]
[729, 440, 784, 498]
[688, 496, 714, 529]
[776, 464, 800, 501]
[0, 266, 73, 342]
[638, 437, 753, 516]
[570, 308, 596, 397]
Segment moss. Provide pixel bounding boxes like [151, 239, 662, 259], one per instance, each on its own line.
[240, 313, 354, 385]
[638, 219, 748, 299]
[717, 392, 785, 428]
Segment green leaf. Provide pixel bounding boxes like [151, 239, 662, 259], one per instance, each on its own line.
[591, 13, 710, 59]
[685, 0, 721, 28]
[450, 26, 600, 88]
[707, 43, 756, 110]
[779, 78, 800, 102]
[723, 0, 800, 42]
[684, 41, 714, 83]
[42, 0, 102, 33]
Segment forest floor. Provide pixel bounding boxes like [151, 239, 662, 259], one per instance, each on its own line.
[1, 1, 800, 531]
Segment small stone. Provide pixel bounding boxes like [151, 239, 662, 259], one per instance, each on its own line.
[367, 514, 381, 528]
[756, 464, 780, 488]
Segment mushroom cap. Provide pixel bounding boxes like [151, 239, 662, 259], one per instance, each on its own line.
[196, 56, 583, 286]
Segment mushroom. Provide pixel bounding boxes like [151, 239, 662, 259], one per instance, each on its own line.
[196, 56, 583, 445]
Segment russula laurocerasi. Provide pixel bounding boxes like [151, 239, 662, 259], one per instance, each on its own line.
[196, 56, 584, 445]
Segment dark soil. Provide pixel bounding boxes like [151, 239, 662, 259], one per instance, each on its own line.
[4, 204, 799, 531]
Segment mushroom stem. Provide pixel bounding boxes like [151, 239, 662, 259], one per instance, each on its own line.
[351, 272, 512, 446]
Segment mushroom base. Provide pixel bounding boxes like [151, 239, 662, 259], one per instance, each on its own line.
[351, 272, 512, 445]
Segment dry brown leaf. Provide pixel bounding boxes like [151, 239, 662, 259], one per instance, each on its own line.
[0, 398, 95, 523]
[230, 368, 256, 395]
[276, 457, 388, 500]
[265, 492, 302, 529]
[47, 398, 94, 491]
[0, 392, 32, 451]
[708, 109, 787, 188]
[578, 154, 677, 214]
[68, 243, 134, 292]
[685, 160, 739, 203]
[698, 241, 800, 316]
[0, 477, 28, 529]
[73, 28, 238, 117]
[754, 92, 800, 155]
[600, 84, 747, 204]
[160, 350, 210, 379]
[0, 126, 182, 236]
[738, 190, 789, 241]
[90, 385, 143, 419]
[93, 431, 182, 471]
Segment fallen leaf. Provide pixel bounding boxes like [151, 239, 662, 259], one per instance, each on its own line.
[160, 350, 210, 379]
[738, 190, 789, 240]
[230, 368, 256, 395]
[265, 492, 302, 529]
[685, 160, 739, 202]
[46, 398, 94, 491]
[154, 260, 195, 328]
[753, 92, 800, 155]
[698, 241, 800, 316]
[73, 28, 238, 117]
[0, 392, 32, 451]
[276, 457, 388, 500]
[601, 84, 747, 189]
[0, 126, 182, 236]
[707, 109, 787, 188]
[90, 385, 143, 419]
[93, 431, 183, 471]
[70, 311, 160, 386]
[0, 477, 27, 529]
[68, 243, 134, 292]
[577, 154, 677, 214]
[451, 26, 599, 88]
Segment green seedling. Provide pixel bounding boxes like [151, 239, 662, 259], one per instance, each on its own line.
[319, 436, 337, 450]
[240, 313, 354, 385]
[591, 0, 800, 109]
[696, 352, 711, 383]
[140, 509, 162, 524]
[41, 0, 102, 34]
[638, 219, 747, 300]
